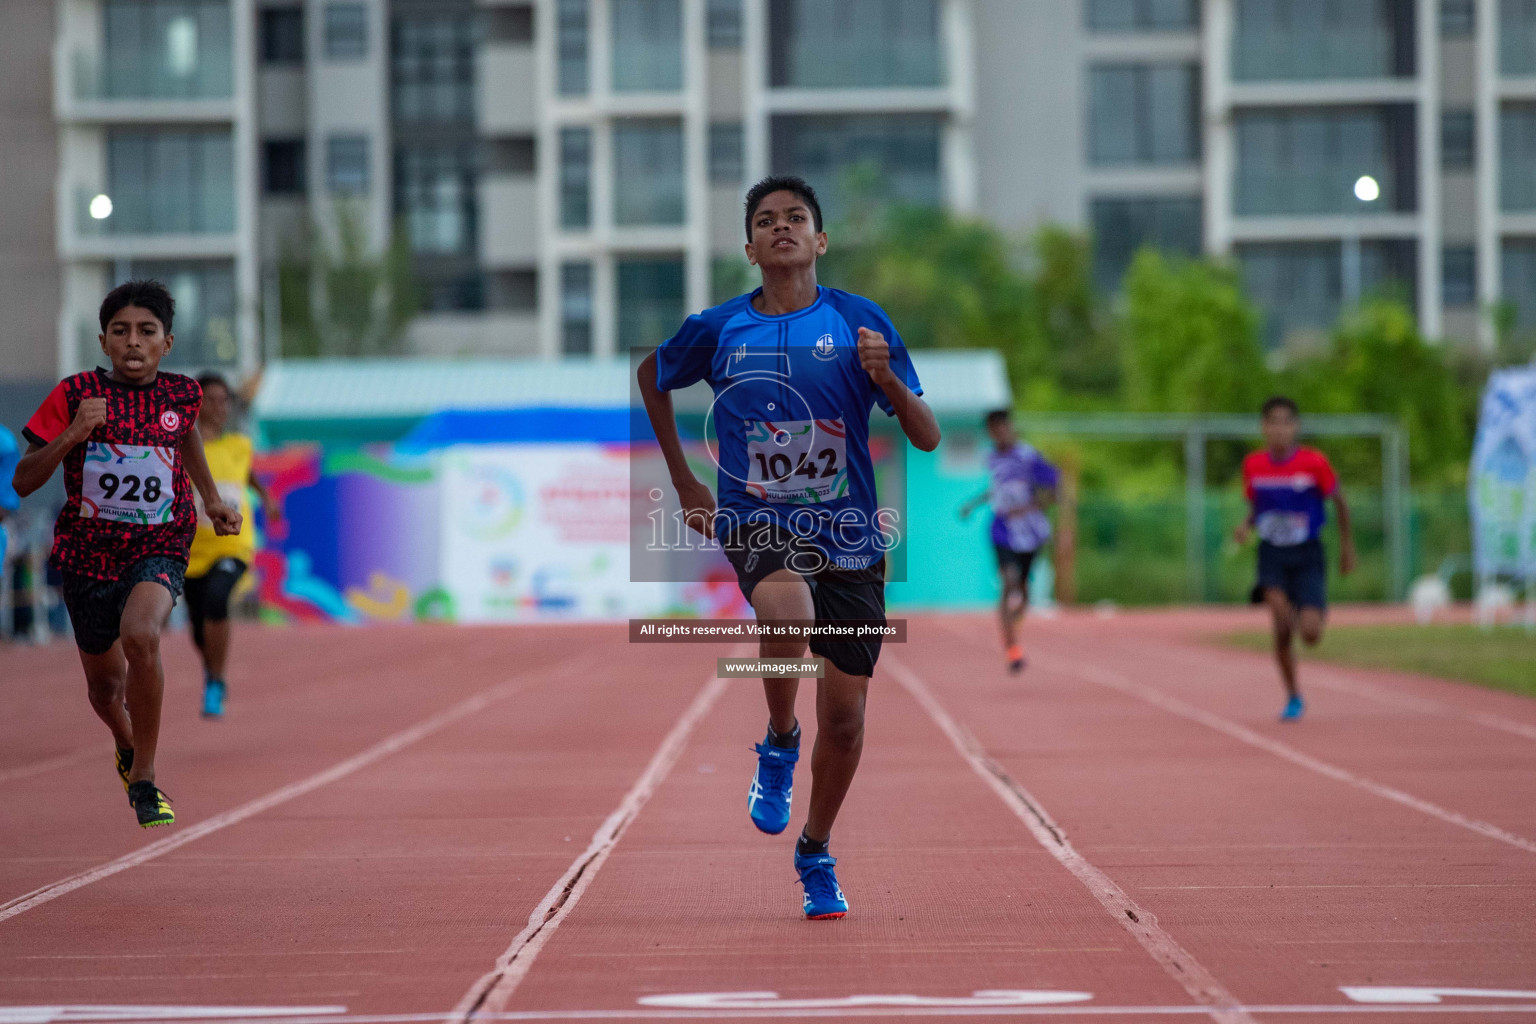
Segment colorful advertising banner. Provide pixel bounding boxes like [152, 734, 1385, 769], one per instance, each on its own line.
[1470, 366, 1536, 579]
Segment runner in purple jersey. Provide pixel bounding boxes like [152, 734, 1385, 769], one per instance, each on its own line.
[960, 409, 1058, 673]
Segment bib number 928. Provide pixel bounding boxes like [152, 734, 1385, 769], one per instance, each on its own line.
[81, 442, 177, 524]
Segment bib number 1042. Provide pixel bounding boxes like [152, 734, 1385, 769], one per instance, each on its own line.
[744, 418, 849, 504]
[80, 442, 177, 525]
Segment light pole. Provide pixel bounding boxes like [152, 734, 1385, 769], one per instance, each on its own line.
[1343, 174, 1380, 308]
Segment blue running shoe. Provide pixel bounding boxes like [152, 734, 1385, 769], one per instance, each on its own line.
[794, 850, 848, 919]
[1280, 694, 1305, 721]
[748, 739, 798, 835]
[202, 679, 226, 719]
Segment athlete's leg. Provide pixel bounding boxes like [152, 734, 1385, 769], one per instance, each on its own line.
[1297, 606, 1325, 648]
[79, 645, 133, 751]
[802, 662, 868, 844]
[1264, 586, 1298, 698]
[119, 581, 174, 784]
[998, 564, 1024, 649]
[750, 567, 814, 734]
[183, 573, 209, 662]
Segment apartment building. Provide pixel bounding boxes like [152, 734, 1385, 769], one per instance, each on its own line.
[27, 0, 1536, 381]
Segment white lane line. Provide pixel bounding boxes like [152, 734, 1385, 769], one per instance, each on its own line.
[0, 656, 595, 924]
[882, 655, 1257, 1024]
[73, 1003, 1536, 1023]
[448, 656, 738, 1023]
[1046, 657, 1536, 857]
[0, 748, 98, 784]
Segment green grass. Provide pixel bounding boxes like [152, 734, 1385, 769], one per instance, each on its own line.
[1223, 624, 1536, 699]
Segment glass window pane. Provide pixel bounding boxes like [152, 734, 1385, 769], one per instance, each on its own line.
[1090, 63, 1198, 165]
[1233, 0, 1413, 81]
[392, 10, 477, 126]
[613, 118, 685, 225]
[261, 6, 304, 63]
[562, 262, 593, 355]
[1502, 104, 1536, 210]
[123, 260, 238, 366]
[101, 0, 232, 99]
[1440, 0, 1474, 36]
[325, 2, 368, 59]
[769, 0, 941, 88]
[1442, 109, 1475, 169]
[560, 127, 592, 228]
[1239, 239, 1416, 346]
[558, 0, 589, 95]
[1442, 246, 1476, 306]
[1502, 239, 1536, 336]
[1088, 0, 1195, 31]
[1235, 105, 1414, 215]
[104, 128, 234, 234]
[709, 122, 745, 184]
[327, 134, 371, 194]
[612, 0, 683, 91]
[1090, 196, 1203, 290]
[771, 113, 941, 219]
[708, 0, 743, 47]
[1502, 0, 1536, 74]
[263, 139, 306, 195]
[395, 144, 477, 254]
[618, 256, 686, 349]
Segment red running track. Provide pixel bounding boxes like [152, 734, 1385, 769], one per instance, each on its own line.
[1, 609, 1535, 1023]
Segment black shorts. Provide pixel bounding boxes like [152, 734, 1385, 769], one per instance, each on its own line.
[994, 545, 1037, 585]
[1256, 538, 1327, 611]
[721, 522, 887, 678]
[61, 556, 185, 656]
[185, 557, 248, 647]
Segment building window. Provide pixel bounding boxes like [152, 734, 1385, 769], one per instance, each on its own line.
[1090, 196, 1203, 292]
[1086, 0, 1197, 32]
[1440, 0, 1474, 36]
[1238, 239, 1417, 347]
[263, 139, 306, 195]
[1501, 104, 1536, 210]
[618, 256, 686, 349]
[708, 0, 743, 47]
[558, 0, 589, 95]
[488, 5, 534, 44]
[559, 127, 592, 228]
[392, 10, 477, 125]
[614, 119, 686, 225]
[562, 262, 593, 355]
[1502, 0, 1536, 74]
[101, 0, 233, 99]
[771, 113, 942, 220]
[1234, 105, 1417, 215]
[1089, 63, 1200, 166]
[124, 260, 238, 366]
[710, 123, 745, 184]
[1232, 0, 1415, 81]
[1442, 109, 1475, 169]
[104, 129, 234, 234]
[488, 269, 537, 312]
[485, 136, 536, 175]
[396, 145, 478, 254]
[327, 134, 370, 194]
[1443, 246, 1476, 306]
[769, 0, 941, 88]
[612, 0, 683, 91]
[260, 5, 304, 63]
[325, 2, 368, 59]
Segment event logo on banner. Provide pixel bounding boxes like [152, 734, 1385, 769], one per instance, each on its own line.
[1470, 367, 1536, 578]
[440, 444, 667, 622]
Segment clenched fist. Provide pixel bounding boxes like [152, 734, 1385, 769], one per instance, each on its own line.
[857, 327, 897, 388]
[68, 398, 108, 442]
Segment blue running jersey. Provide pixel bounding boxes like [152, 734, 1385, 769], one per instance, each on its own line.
[654, 286, 923, 571]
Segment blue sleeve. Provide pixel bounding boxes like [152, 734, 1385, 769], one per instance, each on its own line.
[1032, 456, 1060, 491]
[0, 428, 18, 512]
[828, 293, 923, 416]
[654, 310, 725, 392]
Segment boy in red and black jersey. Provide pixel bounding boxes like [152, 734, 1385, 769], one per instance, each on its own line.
[13, 280, 241, 829]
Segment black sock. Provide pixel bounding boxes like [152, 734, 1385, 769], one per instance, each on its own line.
[767, 721, 801, 749]
[797, 831, 829, 857]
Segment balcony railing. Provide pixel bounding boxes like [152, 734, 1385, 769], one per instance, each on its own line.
[74, 186, 235, 238]
[70, 47, 233, 102]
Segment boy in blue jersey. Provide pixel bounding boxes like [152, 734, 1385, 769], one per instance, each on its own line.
[638, 176, 940, 919]
[959, 409, 1058, 673]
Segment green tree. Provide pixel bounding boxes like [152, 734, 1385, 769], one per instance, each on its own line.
[275, 204, 419, 358]
[1032, 226, 1119, 396]
[1120, 249, 1271, 414]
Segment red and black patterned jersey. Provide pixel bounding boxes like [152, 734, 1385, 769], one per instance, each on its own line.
[23, 368, 203, 580]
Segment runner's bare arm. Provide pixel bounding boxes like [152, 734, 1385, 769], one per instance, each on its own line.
[248, 466, 279, 521]
[856, 327, 940, 452]
[12, 398, 106, 498]
[637, 350, 716, 539]
[181, 426, 243, 537]
[1332, 489, 1356, 575]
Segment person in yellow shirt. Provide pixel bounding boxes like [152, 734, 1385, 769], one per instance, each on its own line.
[186, 373, 274, 718]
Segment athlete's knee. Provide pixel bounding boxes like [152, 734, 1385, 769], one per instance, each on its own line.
[119, 619, 162, 662]
[819, 708, 864, 754]
[1298, 615, 1323, 646]
[86, 674, 126, 712]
